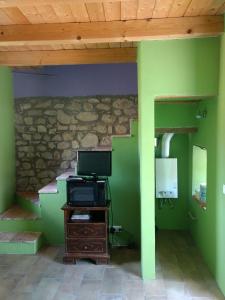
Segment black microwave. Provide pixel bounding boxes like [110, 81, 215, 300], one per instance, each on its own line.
[66, 176, 107, 207]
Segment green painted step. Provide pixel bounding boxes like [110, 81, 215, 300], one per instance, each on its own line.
[0, 205, 42, 236]
[0, 205, 39, 220]
[16, 192, 41, 218]
[0, 231, 42, 254]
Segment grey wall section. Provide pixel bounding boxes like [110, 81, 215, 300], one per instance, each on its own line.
[13, 64, 137, 98]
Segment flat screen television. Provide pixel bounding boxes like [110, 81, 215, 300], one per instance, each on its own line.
[77, 151, 112, 177]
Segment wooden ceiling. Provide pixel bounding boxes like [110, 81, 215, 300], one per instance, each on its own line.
[0, 0, 224, 66]
[0, 0, 224, 25]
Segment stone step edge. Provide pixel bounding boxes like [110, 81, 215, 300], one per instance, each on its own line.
[17, 192, 40, 206]
[38, 180, 57, 195]
[0, 205, 40, 221]
[0, 231, 42, 243]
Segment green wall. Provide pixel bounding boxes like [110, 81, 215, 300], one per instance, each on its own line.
[138, 37, 220, 279]
[155, 103, 197, 128]
[189, 99, 218, 278]
[40, 180, 66, 245]
[216, 31, 225, 295]
[0, 67, 15, 213]
[109, 120, 140, 245]
[155, 103, 197, 230]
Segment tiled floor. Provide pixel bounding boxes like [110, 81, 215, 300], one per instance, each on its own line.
[0, 230, 224, 300]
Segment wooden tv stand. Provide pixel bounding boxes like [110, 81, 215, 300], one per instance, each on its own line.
[61, 204, 110, 264]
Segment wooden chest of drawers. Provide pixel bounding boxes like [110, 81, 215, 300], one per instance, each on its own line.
[67, 223, 106, 238]
[62, 204, 110, 264]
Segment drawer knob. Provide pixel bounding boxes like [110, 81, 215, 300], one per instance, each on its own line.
[84, 245, 88, 250]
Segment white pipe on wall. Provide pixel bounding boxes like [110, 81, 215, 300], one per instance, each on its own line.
[161, 133, 174, 158]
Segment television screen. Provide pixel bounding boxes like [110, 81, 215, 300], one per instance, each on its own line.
[77, 151, 112, 176]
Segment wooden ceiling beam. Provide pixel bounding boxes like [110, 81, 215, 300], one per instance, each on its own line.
[0, 0, 132, 7]
[0, 47, 137, 66]
[155, 99, 201, 104]
[0, 16, 222, 47]
[155, 127, 198, 134]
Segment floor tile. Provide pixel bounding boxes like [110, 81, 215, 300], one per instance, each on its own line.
[144, 279, 167, 297]
[0, 230, 224, 300]
[99, 294, 126, 300]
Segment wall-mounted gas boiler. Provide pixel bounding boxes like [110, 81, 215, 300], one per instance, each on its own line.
[155, 158, 178, 199]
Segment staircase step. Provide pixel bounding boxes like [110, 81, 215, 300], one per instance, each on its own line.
[38, 180, 57, 194]
[0, 231, 42, 254]
[0, 205, 39, 220]
[17, 192, 40, 206]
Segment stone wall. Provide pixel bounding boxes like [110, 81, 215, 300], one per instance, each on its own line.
[15, 96, 137, 192]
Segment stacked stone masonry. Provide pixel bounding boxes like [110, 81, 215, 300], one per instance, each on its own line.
[15, 96, 137, 192]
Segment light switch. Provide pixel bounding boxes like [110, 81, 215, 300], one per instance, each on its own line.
[223, 185, 225, 195]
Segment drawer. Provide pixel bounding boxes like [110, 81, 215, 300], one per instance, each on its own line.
[67, 223, 106, 238]
[67, 238, 106, 253]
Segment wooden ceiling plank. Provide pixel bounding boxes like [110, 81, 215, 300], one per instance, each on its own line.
[152, 0, 175, 18]
[0, 0, 132, 7]
[121, 41, 133, 47]
[0, 48, 137, 66]
[0, 8, 14, 23]
[137, 0, 155, 19]
[200, 0, 225, 15]
[72, 43, 86, 49]
[19, 6, 45, 23]
[185, 0, 213, 16]
[3, 45, 30, 50]
[52, 4, 75, 23]
[12, 45, 61, 50]
[42, 46, 56, 50]
[109, 42, 121, 48]
[96, 42, 110, 48]
[0, 16, 222, 46]
[2, 7, 30, 24]
[0, 45, 10, 50]
[58, 42, 87, 49]
[35, 5, 60, 23]
[85, 3, 106, 21]
[50, 44, 64, 50]
[69, 3, 90, 22]
[121, 0, 138, 20]
[26, 45, 43, 50]
[217, 2, 225, 14]
[103, 2, 121, 21]
[25, 45, 42, 50]
[61, 43, 75, 50]
[28, 45, 55, 50]
[168, 0, 191, 17]
[85, 43, 98, 48]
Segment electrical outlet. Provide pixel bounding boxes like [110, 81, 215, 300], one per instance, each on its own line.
[111, 225, 122, 233]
